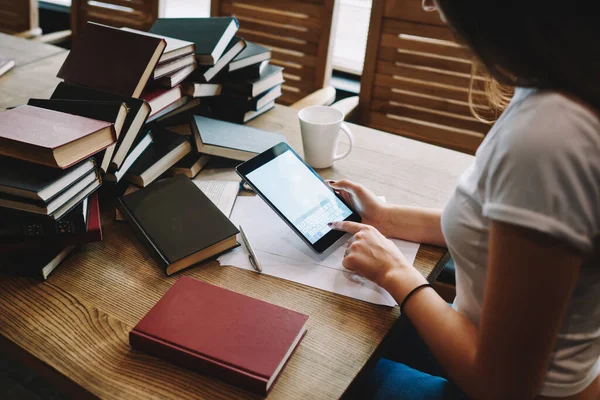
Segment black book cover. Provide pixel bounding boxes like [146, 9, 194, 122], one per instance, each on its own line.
[227, 59, 269, 80]
[0, 157, 96, 203]
[118, 175, 239, 273]
[125, 127, 190, 178]
[0, 198, 88, 240]
[149, 18, 239, 65]
[51, 82, 151, 169]
[194, 37, 246, 83]
[224, 64, 284, 97]
[0, 246, 75, 281]
[228, 42, 271, 72]
[213, 101, 276, 125]
[215, 84, 282, 112]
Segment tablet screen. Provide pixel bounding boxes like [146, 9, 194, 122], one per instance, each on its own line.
[246, 149, 353, 244]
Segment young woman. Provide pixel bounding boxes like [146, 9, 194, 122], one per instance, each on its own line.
[329, 1, 600, 398]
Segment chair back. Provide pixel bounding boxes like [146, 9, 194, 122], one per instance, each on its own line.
[211, 0, 339, 105]
[359, 0, 493, 154]
[0, 0, 39, 35]
[71, 0, 160, 38]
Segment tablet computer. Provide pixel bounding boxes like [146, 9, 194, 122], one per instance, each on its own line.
[236, 142, 361, 253]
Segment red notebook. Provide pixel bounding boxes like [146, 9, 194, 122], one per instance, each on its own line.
[130, 276, 308, 394]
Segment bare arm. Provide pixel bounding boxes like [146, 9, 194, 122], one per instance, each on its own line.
[379, 204, 446, 247]
[334, 220, 583, 399]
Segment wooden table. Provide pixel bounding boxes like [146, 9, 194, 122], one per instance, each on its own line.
[0, 38, 474, 399]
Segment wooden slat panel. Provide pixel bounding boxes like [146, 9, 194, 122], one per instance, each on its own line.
[383, 0, 445, 26]
[90, 0, 155, 10]
[235, 17, 320, 43]
[278, 89, 307, 105]
[383, 19, 456, 42]
[372, 86, 492, 117]
[371, 99, 491, 134]
[222, 0, 324, 18]
[222, 2, 322, 29]
[0, 0, 38, 33]
[271, 49, 317, 68]
[374, 73, 477, 103]
[378, 47, 473, 75]
[238, 29, 317, 55]
[282, 65, 316, 81]
[376, 60, 478, 88]
[367, 111, 483, 154]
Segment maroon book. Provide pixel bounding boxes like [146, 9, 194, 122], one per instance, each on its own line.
[57, 22, 166, 98]
[141, 85, 183, 117]
[130, 276, 308, 394]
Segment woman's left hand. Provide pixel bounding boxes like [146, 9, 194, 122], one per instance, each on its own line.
[329, 220, 427, 293]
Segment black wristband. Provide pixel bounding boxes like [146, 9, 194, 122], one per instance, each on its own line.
[400, 283, 433, 316]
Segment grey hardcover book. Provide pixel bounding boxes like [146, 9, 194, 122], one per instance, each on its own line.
[190, 115, 287, 161]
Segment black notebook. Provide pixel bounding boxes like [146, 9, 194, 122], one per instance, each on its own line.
[228, 42, 271, 72]
[0, 157, 96, 203]
[125, 127, 191, 187]
[149, 18, 239, 66]
[194, 37, 246, 83]
[51, 82, 151, 170]
[0, 246, 76, 281]
[27, 98, 128, 173]
[118, 175, 239, 275]
[224, 64, 284, 97]
[190, 115, 286, 161]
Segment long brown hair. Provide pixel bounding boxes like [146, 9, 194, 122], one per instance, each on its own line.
[437, 0, 600, 121]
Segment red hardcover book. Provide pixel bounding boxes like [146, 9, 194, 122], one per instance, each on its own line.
[141, 85, 183, 117]
[0, 192, 103, 253]
[130, 276, 308, 394]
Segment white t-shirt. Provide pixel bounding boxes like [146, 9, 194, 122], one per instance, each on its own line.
[441, 88, 600, 397]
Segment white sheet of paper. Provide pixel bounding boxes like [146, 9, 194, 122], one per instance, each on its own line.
[218, 196, 420, 306]
[192, 179, 239, 217]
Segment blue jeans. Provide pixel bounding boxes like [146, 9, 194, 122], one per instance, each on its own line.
[361, 316, 469, 400]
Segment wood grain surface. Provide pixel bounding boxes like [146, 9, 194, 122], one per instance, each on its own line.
[0, 39, 474, 399]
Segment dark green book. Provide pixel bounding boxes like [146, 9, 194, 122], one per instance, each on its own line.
[51, 82, 151, 170]
[0, 246, 76, 281]
[118, 175, 239, 275]
[125, 127, 192, 187]
[149, 18, 239, 65]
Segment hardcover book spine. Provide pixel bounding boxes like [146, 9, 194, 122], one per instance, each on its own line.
[117, 198, 170, 269]
[0, 212, 87, 240]
[129, 330, 267, 394]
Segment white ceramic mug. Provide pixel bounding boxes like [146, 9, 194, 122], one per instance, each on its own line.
[298, 106, 354, 169]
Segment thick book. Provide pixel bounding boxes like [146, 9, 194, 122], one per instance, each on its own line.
[228, 59, 269, 80]
[0, 168, 100, 219]
[57, 22, 166, 98]
[155, 98, 201, 124]
[0, 246, 76, 281]
[125, 127, 191, 187]
[27, 98, 128, 173]
[149, 18, 239, 65]
[219, 84, 282, 112]
[194, 37, 246, 83]
[228, 42, 271, 72]
[168, 153, 210, 178]
[181, 82, 222, 98]
[0, 192, 102, 254]
[214, 100, 276, 125]
[0, 58, 15, 77]
[152, 54, 195, 80]
[104, 130, 153, 183]
[224, 64, 284, 97]
[120, 27, 195, 64]
[147, 96, 189, 123]
[129, 276, 308, 394]
[51, 82, 151, 170]
[118, 175, 239, 275]
[0, 157, 96, 203]
[0, 105, 116, 169]
[141, 85, 183, 117]
[154, 63, 197, 88]
[0, 196, 89, 240]
[191, 115, 286, 161]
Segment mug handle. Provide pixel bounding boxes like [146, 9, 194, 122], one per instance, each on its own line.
[333, 122, 354, 161]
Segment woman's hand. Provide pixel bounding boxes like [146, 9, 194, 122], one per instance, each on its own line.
[329, 220, 427, 294]
[328, 179, 389, 233]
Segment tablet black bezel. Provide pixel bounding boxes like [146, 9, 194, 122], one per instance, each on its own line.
[236, 142, 361, 253]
